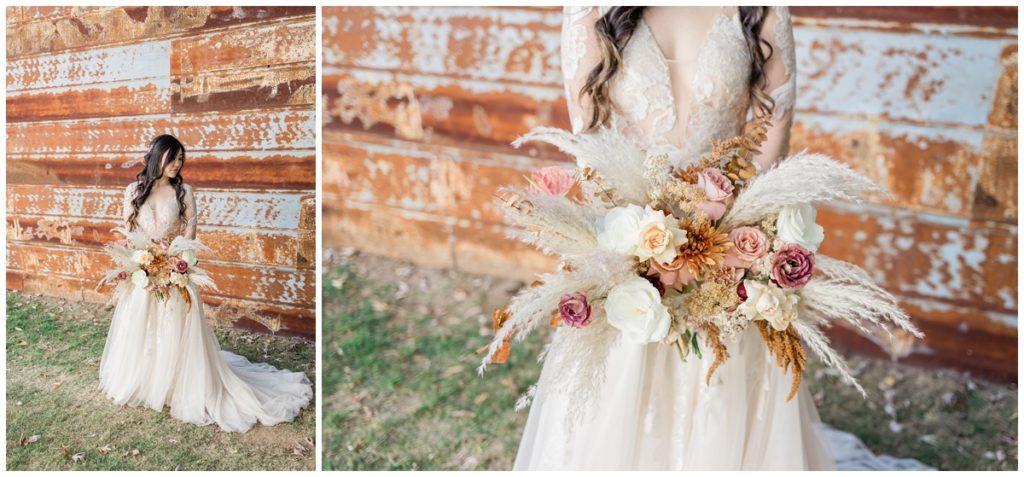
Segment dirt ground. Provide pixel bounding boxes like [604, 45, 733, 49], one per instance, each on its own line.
[322, 248, 1018, 471]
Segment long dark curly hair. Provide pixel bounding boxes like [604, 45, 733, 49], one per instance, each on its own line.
[580, 7, 775, 132]
[126, 134, 187, 232]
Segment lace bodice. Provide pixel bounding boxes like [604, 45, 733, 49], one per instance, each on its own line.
[561, 6, 796, 170]
[121, 181, 198, 240]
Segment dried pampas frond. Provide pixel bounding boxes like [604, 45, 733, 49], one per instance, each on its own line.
[497, 187, 601, 257]
[477, 250, 635, 374]
[513, 127, 650, 206]
[798, 257, 922, 341]
[722, 152, 886, 227]
[792, 320, 866, 397]
[537, 314, 620, 427]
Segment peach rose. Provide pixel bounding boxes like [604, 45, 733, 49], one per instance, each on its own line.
[646, 256, 695, 292]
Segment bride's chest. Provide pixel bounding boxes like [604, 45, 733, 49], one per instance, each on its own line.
[611, 16, 751, 125]
[139, 190, 181, 227]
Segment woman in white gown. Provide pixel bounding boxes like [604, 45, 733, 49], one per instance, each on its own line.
[513, 6, 836, 470]
[99, 134, 313, 433]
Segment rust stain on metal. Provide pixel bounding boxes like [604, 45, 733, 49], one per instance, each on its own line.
[327, 76, 425, 140]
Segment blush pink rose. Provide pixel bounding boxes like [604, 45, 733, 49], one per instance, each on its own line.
[646, 256, 695, 292]
[724, 226, 769, 269]
[770, 243, 815, 289]
[529, 166, 575, 195]
[696, 168, 735, 221]
[116, 271, 128, 281]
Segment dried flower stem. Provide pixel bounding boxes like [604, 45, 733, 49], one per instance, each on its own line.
[754, 320, 806, 401]
[704, 323, 729, 385]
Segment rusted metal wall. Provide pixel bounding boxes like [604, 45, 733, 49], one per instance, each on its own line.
[7, 6, 317, 338]
[322, 7, 1017, 378]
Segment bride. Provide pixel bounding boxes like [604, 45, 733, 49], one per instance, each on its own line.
[512, 6, 834, 470]
[98, 134, 313, 433]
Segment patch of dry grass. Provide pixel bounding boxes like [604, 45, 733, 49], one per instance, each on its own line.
[6, 292, 316, 471]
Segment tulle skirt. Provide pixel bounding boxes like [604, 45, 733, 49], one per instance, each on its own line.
[98, 284, 313, 433]
[514, 325, 836, 470]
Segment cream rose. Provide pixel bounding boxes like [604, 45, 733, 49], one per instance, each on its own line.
[130, 269, 149, 289]
[737, 280, 800, 331]
[597, 204, 645, 255]
[635, 208, 687, 264]
[605, 277, 672, 344]
[170, 272, 189, 287]
[131, 250, 154, 267]
[776, 203, 825, 252]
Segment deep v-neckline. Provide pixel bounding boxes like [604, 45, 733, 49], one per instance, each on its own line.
[635, 10, 740, 154]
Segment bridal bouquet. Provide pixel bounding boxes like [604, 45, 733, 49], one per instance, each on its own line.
[478, 118, 922, 412]
[99, 227, 217, 310]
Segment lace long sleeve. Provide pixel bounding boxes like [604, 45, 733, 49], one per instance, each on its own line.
[183, 184, 198, 240]
[749, 6, 796, 171]
[122, 182, 137, 229]
[561, 6, 605, 134]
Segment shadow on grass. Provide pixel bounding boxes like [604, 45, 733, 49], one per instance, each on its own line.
[6, 292, 316, 471]
[322, 254, 1017, 471]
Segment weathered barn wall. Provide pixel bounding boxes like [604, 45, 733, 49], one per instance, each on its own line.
[7, 6, 316, 338]
[322, 7, 1017, 378]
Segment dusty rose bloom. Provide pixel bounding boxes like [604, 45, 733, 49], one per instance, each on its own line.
[116, 271, 128, 281]
[696, 168, 735, 221]
[724, 227, 770, 269]
[558, 291, 592, 328]
[646, 256, 695, 292]
[770, 243, 815, 289]
[170, 257, 189, 274]
[530, 166, 575, 195]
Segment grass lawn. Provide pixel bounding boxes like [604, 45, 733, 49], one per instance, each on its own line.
[6, 292, 316, 471]
[322, 250, 1018, 471]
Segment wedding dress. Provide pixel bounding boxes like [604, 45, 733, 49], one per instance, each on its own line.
[515, 6, 829, 470]
[98, 181, 313, 433]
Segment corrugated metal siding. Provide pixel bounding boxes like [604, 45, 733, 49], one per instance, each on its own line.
[323, 6, 1017, 378]
[7, 6, 317, 338]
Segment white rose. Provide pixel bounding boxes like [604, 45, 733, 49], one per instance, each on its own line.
[776, 203, 825, 252]
[605, 277, 672, 344]
[636, 207, 687, 264]
[181, 249, 197, 266]
[170, 272, 189, 287]
[131, 250, 154, 266]
[597, 204, 645, 255]
[737, 280, 800, 331]
[130, 269, 149, 289]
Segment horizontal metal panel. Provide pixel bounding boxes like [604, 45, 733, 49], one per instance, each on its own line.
[7, 215, 302, 268]
[7, 108, 316, 153]
[7, 185, 307, 230]
[6, 150, 315, 189]
[323, 6, 562, 85]
[7, 243, 314, 308]
[6, 6, 315, 58]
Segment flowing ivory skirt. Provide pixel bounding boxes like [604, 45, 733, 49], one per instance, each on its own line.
[514, 325, 836, 470]
[98, 284, 313, 433]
